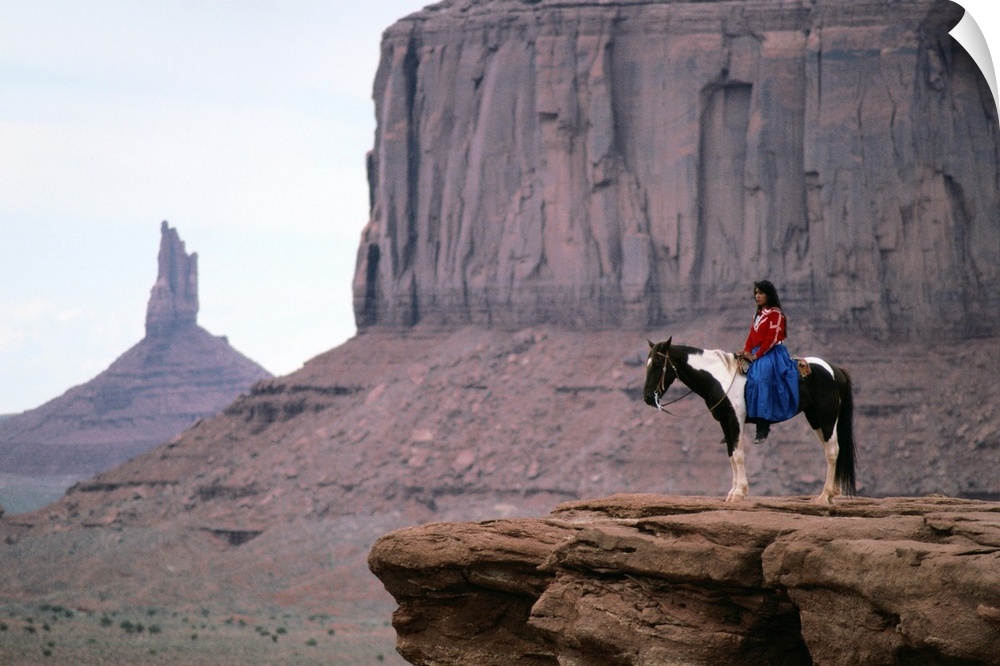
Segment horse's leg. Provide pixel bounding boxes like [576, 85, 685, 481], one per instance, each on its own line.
[727, 449, 739, 501]
[726, 433, 749, 502]
[813, 426, 840, 505]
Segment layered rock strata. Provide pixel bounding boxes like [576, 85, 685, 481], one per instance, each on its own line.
[355, 0, 1000, 337]
[370, 493, 1000, 666]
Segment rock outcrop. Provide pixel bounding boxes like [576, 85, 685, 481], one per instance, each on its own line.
[145, 220, 199, 338]
[369, 493, 1000, 666]
[0, 223, 271, 481]
[355, 0, 1000, 337]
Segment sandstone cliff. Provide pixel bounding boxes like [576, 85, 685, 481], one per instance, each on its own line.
[355, 0, 999, 337]
[370, 493, 1000, 666]
[0, 222, 271, 481]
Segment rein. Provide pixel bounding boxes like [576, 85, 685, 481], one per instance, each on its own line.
[653, 351, 739, 418]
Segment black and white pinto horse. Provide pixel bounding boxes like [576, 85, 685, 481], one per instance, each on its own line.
[644, 338, 856, 504]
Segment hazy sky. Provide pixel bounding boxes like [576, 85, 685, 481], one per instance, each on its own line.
[0, 0, 427, 413]
[1, 1, 997, 415]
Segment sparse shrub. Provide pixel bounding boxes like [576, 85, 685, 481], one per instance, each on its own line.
[275, 627, 287, 635]
[0, 623, 7, 631]
[120, 620, 145, 634]
[191, 633, 198, 641]
[42, 649, 52, 657]
[148, 624, 162, 634]
[306, 638, 317, 647]
[100, 615, 113, 627]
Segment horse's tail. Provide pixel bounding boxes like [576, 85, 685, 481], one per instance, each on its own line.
[835, 367, 857, 497]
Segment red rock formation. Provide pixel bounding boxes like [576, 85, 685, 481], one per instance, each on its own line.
[0, 3, 998, 657]
[369, 494, 1000, 665]
[354, 0, 1000, 337]
[0, 223, 271, 482]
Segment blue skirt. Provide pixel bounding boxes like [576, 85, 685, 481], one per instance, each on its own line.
[745, 343, 799, 423]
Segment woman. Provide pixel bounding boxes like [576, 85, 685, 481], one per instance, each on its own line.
[738, 280, 799, 443]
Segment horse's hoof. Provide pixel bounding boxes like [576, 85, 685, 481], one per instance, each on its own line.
[812, 494, 834, 505]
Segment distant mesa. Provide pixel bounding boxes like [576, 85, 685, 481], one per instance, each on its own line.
[0, 222, 272, 509]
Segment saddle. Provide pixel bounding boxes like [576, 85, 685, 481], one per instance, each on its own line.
[735, 354, 812, 378]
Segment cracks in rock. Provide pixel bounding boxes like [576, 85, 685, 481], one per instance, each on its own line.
[403, 34, 422, 280]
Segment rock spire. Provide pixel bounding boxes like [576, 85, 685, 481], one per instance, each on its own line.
[0, 221, 271, 497]
[145, 221, 198, 337]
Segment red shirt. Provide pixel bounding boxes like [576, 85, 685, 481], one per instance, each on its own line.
[744, 307, 786, 359]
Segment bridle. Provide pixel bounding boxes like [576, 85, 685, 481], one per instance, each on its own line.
[652, 350, 692, 410]
[651, 348, 739, 417]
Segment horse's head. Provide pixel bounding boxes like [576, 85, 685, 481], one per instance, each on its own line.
[644, 337, 677, 409]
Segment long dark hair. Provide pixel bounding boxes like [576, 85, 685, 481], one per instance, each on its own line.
[753, 280, 783, 311]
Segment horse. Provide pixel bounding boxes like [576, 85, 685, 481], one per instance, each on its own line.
[643, 337, 856, 504]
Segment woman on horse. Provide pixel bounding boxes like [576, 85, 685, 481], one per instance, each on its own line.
[738, 280, 799, 443]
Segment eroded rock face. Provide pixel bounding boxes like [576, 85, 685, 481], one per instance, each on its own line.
[369, 494, 1000, 666]
[354, 0, 1000, 337]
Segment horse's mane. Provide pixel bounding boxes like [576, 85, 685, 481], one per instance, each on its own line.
[712, 348, 741, 375]
[659, 341, 739, 376]
[692, 346, 740, 375]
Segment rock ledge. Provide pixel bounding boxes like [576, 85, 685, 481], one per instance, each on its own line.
[370, 494, 1000, 665]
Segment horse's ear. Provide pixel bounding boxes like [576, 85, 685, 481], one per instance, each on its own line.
[647, 339, 655, 349]
[665, 336, 672, 349]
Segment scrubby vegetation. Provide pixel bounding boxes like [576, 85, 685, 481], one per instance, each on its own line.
[0, 603, 402, 664]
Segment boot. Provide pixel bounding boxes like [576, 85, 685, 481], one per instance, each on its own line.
[754, 422, 770, 444]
